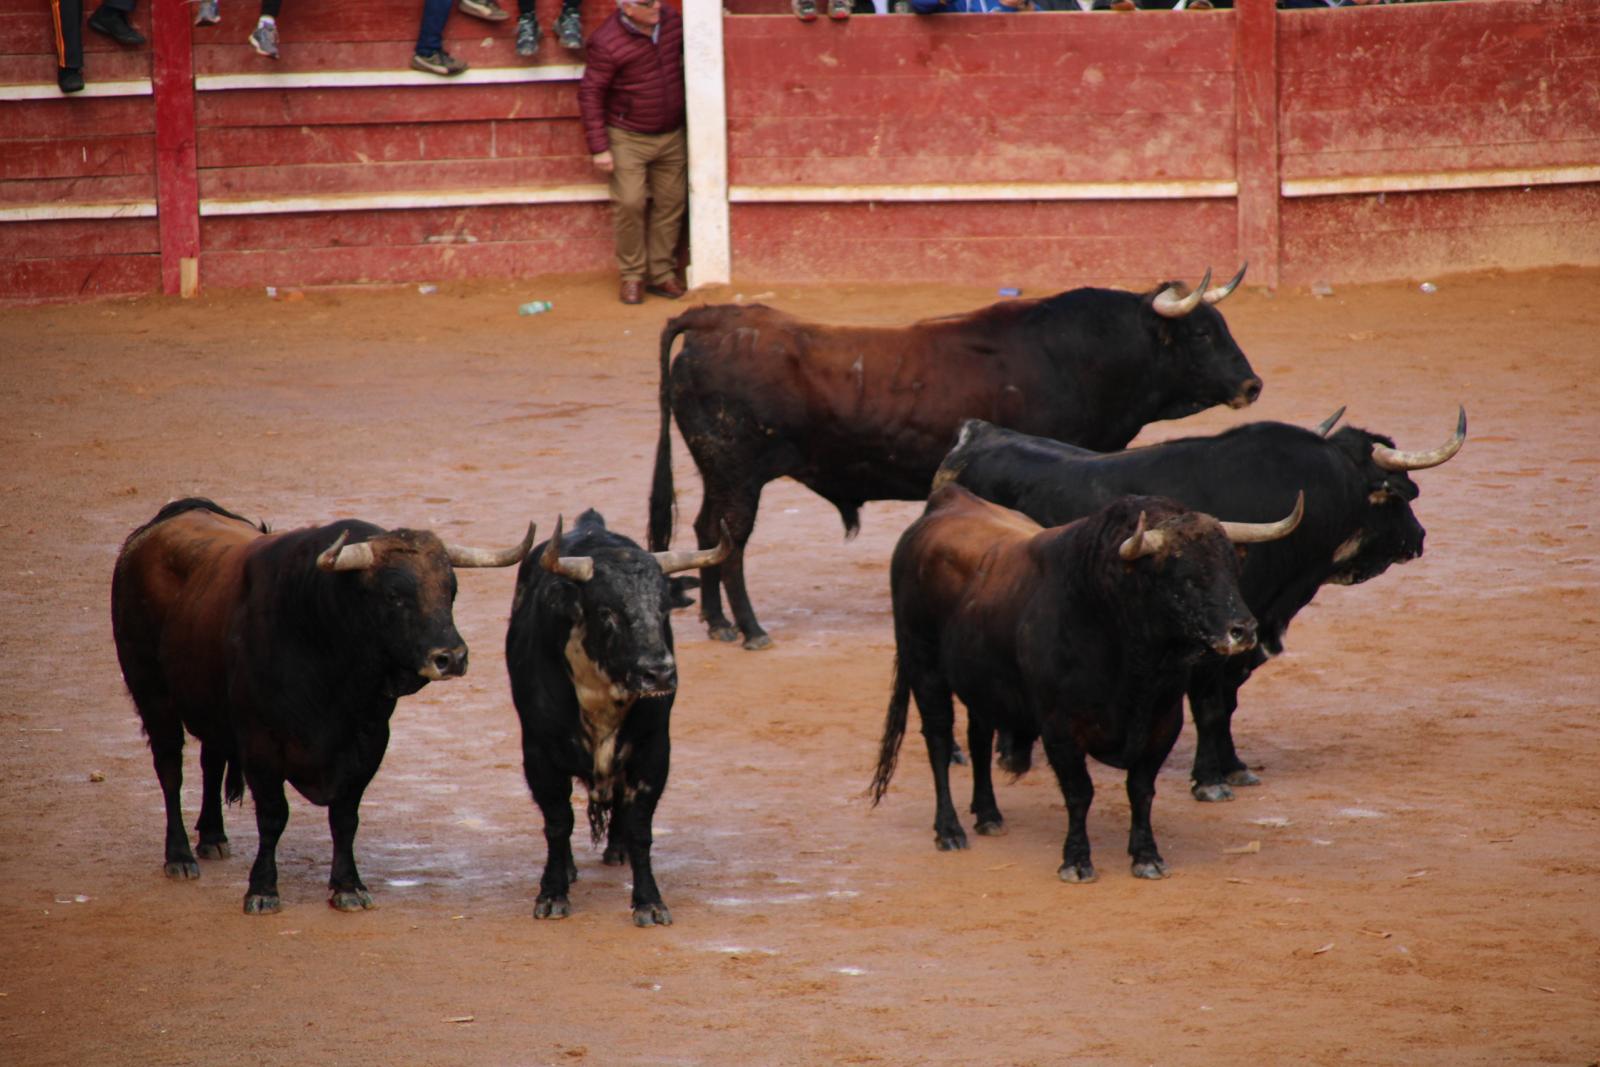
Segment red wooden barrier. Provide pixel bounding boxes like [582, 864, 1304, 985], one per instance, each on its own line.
[3, 0, 1598, 303]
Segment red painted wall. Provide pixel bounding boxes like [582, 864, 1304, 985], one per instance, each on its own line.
[3, 0, 1598, 302]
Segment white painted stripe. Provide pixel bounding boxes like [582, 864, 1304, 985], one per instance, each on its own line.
[684, 0, 731, 287]
[728, 180, 1240, 204]
[0, 80, 152, 101]
[1282, 164, 1600, 198]
[198, 185, 609, 216]
[194, 66, 583, 92]
[0, 202, 157, 222]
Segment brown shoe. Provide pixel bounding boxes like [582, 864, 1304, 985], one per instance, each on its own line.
[620, 280, 644, 305]
[645, 278, 686, 300]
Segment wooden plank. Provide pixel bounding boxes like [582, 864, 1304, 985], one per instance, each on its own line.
[0, 174, 156, 205]
[195, 84, 580, 128]
[2, 97, 156, 139]
[0, 51, 150, 85]
[198, 238, 617, 289]
[1234, 0, 1277, 288]
[152, 0, 200, 296]
[0, 254, 160, 303]
[200, 203, 611, 252]
[198, 158, 598, 198]
[196, 120, 585, 169]
[0, 133, 157, 181]
[191, 43, 584, 77]
[0, 217, 160, 259]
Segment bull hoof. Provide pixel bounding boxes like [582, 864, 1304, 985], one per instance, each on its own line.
[164, 858, 201, 880]
[742, 633, 774, 651]
[243, 892, 281, 914]
[934, 829, 969, 852]
[330, 888, 376, 911]
[707, 622, 740, 643]
[602, 847, 626, 867]
[1058, 862, 1097, 884]
[633, 903, 673, 927]
[1191, 781, 1235, 803]
[196, 839, 230, 860]
[1131, 859, 1170, 880]
[534, 895, 571, 920]
[974, 819, 1007, 837]
[1225, 769, 1262, 787]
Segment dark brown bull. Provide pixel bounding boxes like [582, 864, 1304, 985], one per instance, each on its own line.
[648, 270, 1259, 650]
[111, 497, 532, 913]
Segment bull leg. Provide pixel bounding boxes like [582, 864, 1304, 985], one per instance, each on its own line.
[194, 742, 230, 860]
[697, 483, 769, 650]
[147, 714, 200, 880]
[327, 795, 375, 911]
[912, 678, 967, 851]
[966, 715, 1005, 836]
[619, 749, 671, 926]
[1128, 699, 1184, 879]
[691, 488, 738, 644]
[525, 753, 577, 919]
[1188, 664, 1253, 803]
[243, 773, 289, 913]
[1041, 735, 1095, 883]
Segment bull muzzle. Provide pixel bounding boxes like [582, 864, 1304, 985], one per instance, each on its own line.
[633, 655, 678, 696]
[1211, 617, 1259, 658]
[420, 644, 468, 680]
[1229, 376, 1264, 409]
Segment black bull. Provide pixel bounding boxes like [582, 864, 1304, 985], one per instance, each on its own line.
[648, 270, 1261, 650]
[933, 408, 1466, 801]
[870, 487, 1303, 882]
[110, 497, 532, 913]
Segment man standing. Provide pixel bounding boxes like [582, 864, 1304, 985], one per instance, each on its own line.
[578, 0, 687, 305]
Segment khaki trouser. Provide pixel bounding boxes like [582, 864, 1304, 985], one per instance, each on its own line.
[606, 125, 688, 285]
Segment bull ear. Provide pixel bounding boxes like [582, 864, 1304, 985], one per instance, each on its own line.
[538, 514, 595, 582]
[654, 520, 733, 575]
[1118, 511, 1167, 561]
[1201, 263, 1247, 305]
[316, 530, 375, 572]
[1152, 268, 1210, 319]
[1371, 406, 1467, 471]
[1219, 491, 1305, 544]
[445, 522, 536, 568]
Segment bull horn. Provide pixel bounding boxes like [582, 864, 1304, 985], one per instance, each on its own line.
[1314, 406, 1347, 437]
[1202, 263, 1248, 305]
[538, 515, 595, 583]
[446, 522, 536, 568]
[1118, 510, 1168, 561]
[1372, 406, 1467, 471]
[1152, 268, 1211, 319]
[316, 530, 375, 572]
[1220, 491, 1305, 544]
[654, 521, 732, 576]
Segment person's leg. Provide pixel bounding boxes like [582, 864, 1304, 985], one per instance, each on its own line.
[52, 0, 85, 84]
[557, 0, 583, 48]
[644, 129, 688, 289]
[608, 128, 652, 289]
[416, 0, 452, 55]
[88, 0, 144, 46]
[515, 0, 542, 55]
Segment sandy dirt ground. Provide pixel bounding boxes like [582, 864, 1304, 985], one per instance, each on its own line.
[1, 267, 1597, 1067]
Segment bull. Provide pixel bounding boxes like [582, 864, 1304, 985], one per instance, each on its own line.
[110, 497, 532, 912]
[933, 407, 1466, 800]
[648, 268, 1261, 650]
[505, 510, 728, 926]
[870, 486, 1302, 880]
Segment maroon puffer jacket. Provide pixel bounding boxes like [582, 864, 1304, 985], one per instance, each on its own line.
[577, 6, 685, 156]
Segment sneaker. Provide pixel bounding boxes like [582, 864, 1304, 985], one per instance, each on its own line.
[792, 0, 818, 19]
[248, 18, 278, 59]
[88, 6, 146, 46]
[460, 0, 511, 21]
[194, 0, 220, 25]
[57, 66, 85, 93]
[828, 0, 851, 18]
[891, 0, 909, 9]
[515, 11, 542, 56]
[411, 49, 468, 76]
[556, 8, 583, 49]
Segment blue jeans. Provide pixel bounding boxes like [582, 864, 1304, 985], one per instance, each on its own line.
[416, 0, 453, 54]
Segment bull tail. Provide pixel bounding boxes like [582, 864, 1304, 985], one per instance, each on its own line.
[869, 655, 913, 806]
[648, 313, 695, 553]
[224, 756, 244, 805]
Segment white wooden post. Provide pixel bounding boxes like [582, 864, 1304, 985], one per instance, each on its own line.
[682, 0, 731, 288]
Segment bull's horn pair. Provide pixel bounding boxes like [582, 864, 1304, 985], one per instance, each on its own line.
[1119, 492, 1305, 561]
[538, 516, 733, 583]
[1372, 406, 1467, 471]
[318, 524, 536, 572]
[1151, 264, 1247, 319]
